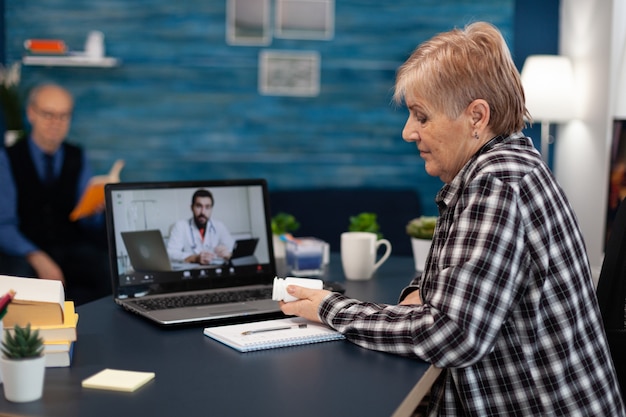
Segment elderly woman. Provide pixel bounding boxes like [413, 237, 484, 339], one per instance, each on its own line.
[280, 22, 625, 416]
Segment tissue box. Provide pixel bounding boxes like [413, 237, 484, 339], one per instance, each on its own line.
[285, 237, 327, 276]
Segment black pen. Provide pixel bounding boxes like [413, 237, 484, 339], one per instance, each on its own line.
[241, 323, 307, 335]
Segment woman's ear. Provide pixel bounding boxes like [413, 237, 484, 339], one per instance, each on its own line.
[468, 99, 490, 130]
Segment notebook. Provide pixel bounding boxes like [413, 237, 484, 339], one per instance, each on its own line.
[203, 317, 345, 352]
[104, 178, 282, 326]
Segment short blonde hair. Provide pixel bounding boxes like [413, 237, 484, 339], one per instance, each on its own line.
[394, 21, 529, 136]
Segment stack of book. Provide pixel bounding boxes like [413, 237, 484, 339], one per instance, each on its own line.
[0, 275, 78, 367]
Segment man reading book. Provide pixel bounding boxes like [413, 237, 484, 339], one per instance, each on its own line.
[0, 83, 111, 305]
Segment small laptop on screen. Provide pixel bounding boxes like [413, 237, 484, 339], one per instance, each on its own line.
[104, 178, 282, 326]
[121, 229, 187, 271]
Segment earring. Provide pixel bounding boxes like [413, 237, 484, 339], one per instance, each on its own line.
[473, 132, 479, 140]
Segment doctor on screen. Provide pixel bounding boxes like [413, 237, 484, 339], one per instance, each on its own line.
[167, 189, 235, 265]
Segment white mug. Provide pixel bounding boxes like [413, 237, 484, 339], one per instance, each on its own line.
[85, 31, 105, 58]
[341, 232, 392, 280]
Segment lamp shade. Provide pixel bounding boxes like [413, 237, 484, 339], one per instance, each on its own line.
[521, 55, 576, 122]
[615, 43, 626, 118]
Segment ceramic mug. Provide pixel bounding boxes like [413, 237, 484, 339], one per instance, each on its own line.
[341, 232, 392, 280]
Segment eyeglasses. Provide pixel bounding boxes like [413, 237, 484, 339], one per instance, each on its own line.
[32, 105, 72, 122]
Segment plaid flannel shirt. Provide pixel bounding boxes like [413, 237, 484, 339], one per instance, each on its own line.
[320, 133, 625, 416]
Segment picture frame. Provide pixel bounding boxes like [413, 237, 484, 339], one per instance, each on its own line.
[258, 50, 320, 97]
[274, 0, 334, 40]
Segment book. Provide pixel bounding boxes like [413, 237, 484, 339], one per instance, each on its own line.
[82, 369, 155, 392]
[5, 302, 79, 342]
[69, 159, 124, 221]
[203, 317, 345, 353]
[0, 275, 65, 327]
[44, 340, 72, 353]
[37, 301, 78, 342]
[24, 39, 67, 54]
[44, 342, 74, 368]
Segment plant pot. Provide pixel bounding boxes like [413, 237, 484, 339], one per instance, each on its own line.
[410, 237, 432, 272]
[0, 354, 46, 402]
[273, 235, 286, 260]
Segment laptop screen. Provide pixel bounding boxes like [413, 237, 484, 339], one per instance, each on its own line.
[104, 179, 276, 299]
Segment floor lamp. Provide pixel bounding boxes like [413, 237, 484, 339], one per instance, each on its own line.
[520, 55, 576, 164]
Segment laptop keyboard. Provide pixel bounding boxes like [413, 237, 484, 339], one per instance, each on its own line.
[131, 287, 273, 311]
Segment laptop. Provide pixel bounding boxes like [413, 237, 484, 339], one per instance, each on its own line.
[231, 237, 259, 259]
[104, 178, 282, 326]
[121, 229, 191, 271]
[227, 237, 259, 266]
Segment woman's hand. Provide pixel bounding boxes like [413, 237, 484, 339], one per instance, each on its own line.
[279, 285, 331, 323]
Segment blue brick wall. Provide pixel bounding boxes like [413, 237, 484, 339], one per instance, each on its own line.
[5, 0, 514, 216]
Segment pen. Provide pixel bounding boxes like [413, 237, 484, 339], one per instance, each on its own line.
[242, 323, 307, 335]
[0, 289, 16, 311]
[0, 289, 16, 320]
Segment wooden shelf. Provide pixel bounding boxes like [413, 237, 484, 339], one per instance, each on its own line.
[22, 55, 119, 68]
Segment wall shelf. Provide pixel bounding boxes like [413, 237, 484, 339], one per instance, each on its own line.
[22, 55, 119, 68]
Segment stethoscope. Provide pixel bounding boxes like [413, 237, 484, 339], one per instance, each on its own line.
[188, 218, 216, 251]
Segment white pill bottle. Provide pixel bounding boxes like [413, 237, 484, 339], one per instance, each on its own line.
[273, 277, 323, 302]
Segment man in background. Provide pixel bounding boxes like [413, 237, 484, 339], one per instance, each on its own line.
[0, 83, 111, 305]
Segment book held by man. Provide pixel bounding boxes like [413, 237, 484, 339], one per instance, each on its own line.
[203, 317, 345, 352]
[69, 159, 124, 221]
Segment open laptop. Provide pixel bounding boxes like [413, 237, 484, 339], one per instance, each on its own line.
[121, 229, 191, 271]
[231, 237, 259, 259]
[104, 178, 282, 326]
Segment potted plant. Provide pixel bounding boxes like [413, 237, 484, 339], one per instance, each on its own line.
[271, 212, 300, 259]
[0, 323, 46, 402]
[348, 212, 382, 238]
[406, 216, 437, 272]
[0, 62, 25, 146]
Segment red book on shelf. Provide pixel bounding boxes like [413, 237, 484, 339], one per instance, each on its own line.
[24, 39, 67, 54]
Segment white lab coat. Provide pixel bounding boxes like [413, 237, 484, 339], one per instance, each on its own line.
[166, 217, 235, 263]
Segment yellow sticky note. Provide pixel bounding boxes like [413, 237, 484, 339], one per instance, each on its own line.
[81, 368, 155, 392]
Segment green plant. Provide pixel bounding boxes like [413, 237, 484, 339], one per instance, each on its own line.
[271, 212, 300, 235]
[1, 323, 44, 360]
[348, 212, 382, 238]
[406, 216, 437, 239]
[0, 63, 25, 135]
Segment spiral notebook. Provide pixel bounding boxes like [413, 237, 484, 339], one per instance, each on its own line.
[203, 317, 345, 352]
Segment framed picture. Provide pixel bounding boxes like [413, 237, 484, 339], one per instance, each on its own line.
[226, 0, 271, 46]
[258, 50, 320, 97]
[274, 0, 334, 40]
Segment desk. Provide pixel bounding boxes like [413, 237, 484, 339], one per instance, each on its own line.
[0, 255, 438, 417]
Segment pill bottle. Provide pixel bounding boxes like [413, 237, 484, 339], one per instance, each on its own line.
[273, 277, 323, 302]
